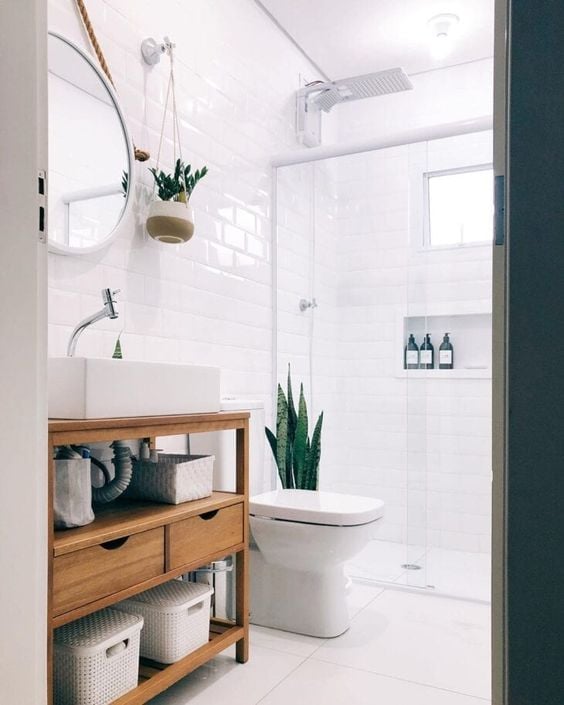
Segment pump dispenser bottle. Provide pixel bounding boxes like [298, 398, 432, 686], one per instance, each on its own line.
[439, 332, 454, 369]
[420, 334, 434, 369]
[405, 334, 419, 369]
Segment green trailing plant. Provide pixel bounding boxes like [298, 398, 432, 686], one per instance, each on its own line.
[149, 158, 208, 202]
[265, 365, 323, 490]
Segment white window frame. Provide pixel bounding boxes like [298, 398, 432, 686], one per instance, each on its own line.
[422, 163, 494, 250]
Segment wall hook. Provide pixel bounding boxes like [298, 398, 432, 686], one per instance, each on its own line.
[141, 36, 176, 65]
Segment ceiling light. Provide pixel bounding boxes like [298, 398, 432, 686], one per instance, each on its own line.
[427, 13, 460, 60]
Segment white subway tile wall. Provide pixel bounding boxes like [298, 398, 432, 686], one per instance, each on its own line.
[47, 0, 324, 444]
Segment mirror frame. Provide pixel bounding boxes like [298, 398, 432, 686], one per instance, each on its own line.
[47, 32, 135, 256]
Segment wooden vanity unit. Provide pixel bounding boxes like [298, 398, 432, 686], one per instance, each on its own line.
[47, 411, 250, 705]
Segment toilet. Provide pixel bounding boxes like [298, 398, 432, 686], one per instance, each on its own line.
[250, 489, 384, 638]
[190, 399, 385, 638]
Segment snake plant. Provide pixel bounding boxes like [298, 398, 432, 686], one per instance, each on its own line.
[265, 366, 324, 490]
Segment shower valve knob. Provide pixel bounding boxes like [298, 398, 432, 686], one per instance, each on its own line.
[299, 298, 318, 312]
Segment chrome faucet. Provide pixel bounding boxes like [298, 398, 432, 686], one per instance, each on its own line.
[67, 288, 120, 357]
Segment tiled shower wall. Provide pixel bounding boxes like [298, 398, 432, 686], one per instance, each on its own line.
[335, 132, 492, 553]
[276, 131, 492, 553]
[276, 161, 342, 486]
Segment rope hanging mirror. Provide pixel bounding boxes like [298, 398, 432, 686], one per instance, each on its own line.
[73, 0, 150, 162]
[144, 38, 208, 244]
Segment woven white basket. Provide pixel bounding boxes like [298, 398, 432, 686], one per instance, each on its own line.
[54, 607, 143, 705]
[114, 580, 213, 664]
[125, 454, 214, 505]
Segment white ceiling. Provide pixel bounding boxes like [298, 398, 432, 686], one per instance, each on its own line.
[258, 0, 494, 80]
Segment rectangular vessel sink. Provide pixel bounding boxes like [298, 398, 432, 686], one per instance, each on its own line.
[48, 358, 221, 419]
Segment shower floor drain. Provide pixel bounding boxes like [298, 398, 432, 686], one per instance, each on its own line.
[401, 563, 422, 571]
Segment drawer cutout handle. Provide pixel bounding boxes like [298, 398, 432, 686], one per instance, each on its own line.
[100, 536, 130, 551]
[187, 602, 204, 616]
[106, 639, 129, 658]
[200, 510, 219, 521]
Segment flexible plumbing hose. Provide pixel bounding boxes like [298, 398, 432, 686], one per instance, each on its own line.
[92, 440, 133, 504]
[56, 442, 133, 504]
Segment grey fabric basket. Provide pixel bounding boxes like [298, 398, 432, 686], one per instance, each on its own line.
[54, 458, 95, 529]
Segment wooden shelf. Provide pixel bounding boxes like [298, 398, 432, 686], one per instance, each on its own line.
[48, 410, 250, 705]
[49, 411, 250, 445]
[54, 492, 244, 557]
[112, 621, 244, 705]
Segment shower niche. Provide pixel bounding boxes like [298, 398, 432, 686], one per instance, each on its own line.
[397, 304, 492, 378]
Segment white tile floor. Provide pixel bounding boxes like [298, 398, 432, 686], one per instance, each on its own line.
[348, 539, 491, 602]
[152, 583, 491, 705]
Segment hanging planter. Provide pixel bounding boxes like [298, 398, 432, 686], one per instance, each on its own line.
[146, 42, 208, 244]
[146, 160, 207, 244]
[147, 200, 194, 244]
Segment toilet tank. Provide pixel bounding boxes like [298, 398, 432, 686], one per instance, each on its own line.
[189, 399, 266, 496]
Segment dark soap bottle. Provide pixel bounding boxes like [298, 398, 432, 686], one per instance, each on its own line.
[420, 334, 434, 369]
[439, 332, 454, 369]
[404, 334, 419, 369]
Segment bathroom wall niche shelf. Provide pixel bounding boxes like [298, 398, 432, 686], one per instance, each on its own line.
[395, 308, 492, 378]
[396, 368, 491, 379]
[48, 411, 250, 705]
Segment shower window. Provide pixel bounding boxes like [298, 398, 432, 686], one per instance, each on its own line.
[424, 165, 494, 248]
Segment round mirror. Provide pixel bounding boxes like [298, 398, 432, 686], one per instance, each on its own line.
[47, 33, 134, 255]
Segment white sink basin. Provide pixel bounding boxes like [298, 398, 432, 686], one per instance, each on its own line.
[48, 357, 220, 419]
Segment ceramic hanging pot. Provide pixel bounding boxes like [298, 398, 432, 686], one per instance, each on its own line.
[146, 200, 195, 244]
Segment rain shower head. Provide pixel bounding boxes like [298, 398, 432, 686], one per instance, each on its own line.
[296, 67, 413, 147]
[306, 68, 413, 113]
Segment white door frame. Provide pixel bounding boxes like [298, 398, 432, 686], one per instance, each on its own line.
[0, 2, 48, 703]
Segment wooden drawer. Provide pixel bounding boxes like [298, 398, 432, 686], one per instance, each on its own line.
[53, 527, 164, 616]
[168, 503, 244, 570]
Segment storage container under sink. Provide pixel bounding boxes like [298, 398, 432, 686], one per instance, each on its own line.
[48, 357, 220, 419]
[114, 580, 214, 664]
[54, 607, 143, 705]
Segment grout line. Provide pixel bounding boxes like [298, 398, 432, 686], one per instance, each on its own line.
[251, 583, 489, 703]
[306, 656, 491, 702]
[356, 578, 491, 605]
[347, 586, 387, 621]
[252, 585, 387, 702]
[253, 651, 315, 705]
[248, 641, 326, 660]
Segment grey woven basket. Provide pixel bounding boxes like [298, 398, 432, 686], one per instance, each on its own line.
[126, 454, 214, 504]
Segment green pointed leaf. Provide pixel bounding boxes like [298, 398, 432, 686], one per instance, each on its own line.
[293, 384, 309, 488]
[287, 364, 297, 447]
[265, 426, 277, 458]
[276, 384, 292, 488]
[112, 335, 123, 360]
[306, 411, 323, 490]
[265, 426, 281, 484]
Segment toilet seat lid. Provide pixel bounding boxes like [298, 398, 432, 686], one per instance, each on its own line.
[250, 490, 384, 526]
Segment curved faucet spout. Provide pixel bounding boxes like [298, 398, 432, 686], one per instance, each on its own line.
[67, 288, 120, 357]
